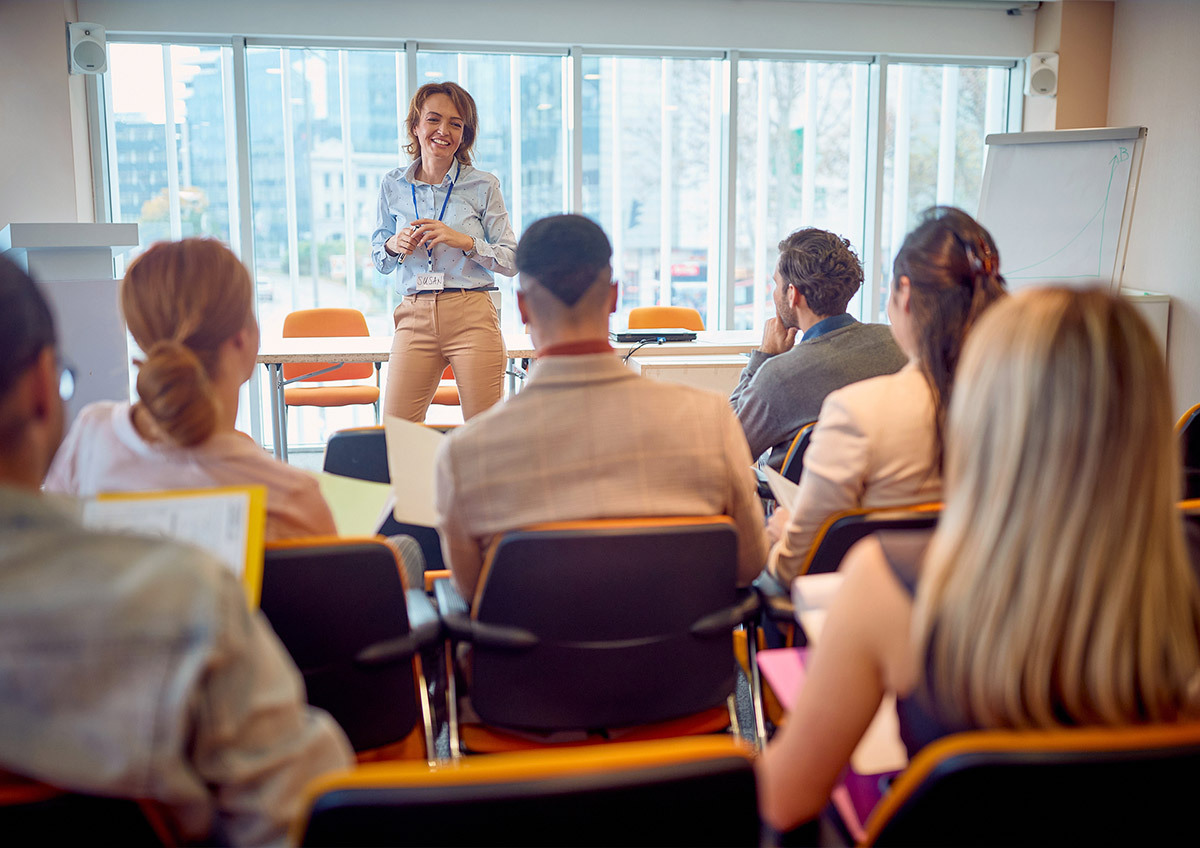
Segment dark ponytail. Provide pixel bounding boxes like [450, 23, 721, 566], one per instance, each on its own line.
[893, 206, 1007, 471]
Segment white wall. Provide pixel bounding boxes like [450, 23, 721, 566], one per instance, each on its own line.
[1108, 0, 1200, 416]
[0, 0, 94, 228]
[75, 0, 1033, 57]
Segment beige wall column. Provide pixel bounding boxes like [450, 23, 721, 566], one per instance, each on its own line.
[1057, 0, 1115, 129]
[0, 0, 94, 227]
[1108, 0, 1200, 417]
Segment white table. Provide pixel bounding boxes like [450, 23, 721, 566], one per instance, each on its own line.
[629, 354, 750, 396]
[257, 337, 391, 461]
[258, 330, 761, 460]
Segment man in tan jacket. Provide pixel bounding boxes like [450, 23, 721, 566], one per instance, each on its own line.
[433, 214, 767, 600]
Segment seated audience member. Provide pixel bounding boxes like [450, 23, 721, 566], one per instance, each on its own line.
[0, 255, 353, 845]
[44, 238, 336, 540]
[757, 287, 1200, 831]
[765, 207, 1006, 583]
[729, 228, 907, 469]
[434, 214, 767, 599]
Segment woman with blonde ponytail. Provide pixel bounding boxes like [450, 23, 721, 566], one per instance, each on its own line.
[44, 238, 336, 540]
[757, 287, 1200, 832]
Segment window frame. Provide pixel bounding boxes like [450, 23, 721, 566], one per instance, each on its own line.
[88, 33, 1023, 445]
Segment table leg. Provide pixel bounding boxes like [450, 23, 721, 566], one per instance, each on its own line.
[265, 363, 287, 462]
[277, 364, 289, 463]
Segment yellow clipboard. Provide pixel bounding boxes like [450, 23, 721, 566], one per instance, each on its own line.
[86, 485, 268, 607]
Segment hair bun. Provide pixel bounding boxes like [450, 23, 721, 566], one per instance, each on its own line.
[135, 339, 219, 447]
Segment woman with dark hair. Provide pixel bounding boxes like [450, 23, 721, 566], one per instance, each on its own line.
[44, 238, 336, 541]
[765, 207, 1006, 583]
[371, 81, 517, 423]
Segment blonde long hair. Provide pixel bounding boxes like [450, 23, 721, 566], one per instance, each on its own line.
[121, 238, 254, 447]
[914, 287, 1200, 729]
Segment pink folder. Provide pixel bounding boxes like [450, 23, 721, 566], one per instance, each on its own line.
[757, 647, 904, 841]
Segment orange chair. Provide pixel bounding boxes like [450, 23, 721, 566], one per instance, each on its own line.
[431, 365, 459, 407]
[282, 308, 381, 428]
[627, 305, 705, 331]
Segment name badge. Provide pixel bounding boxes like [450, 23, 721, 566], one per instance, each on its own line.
[415, 272, 445, 292]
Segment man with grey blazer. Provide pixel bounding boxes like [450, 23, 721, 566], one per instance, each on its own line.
[730, 229, 908, 470]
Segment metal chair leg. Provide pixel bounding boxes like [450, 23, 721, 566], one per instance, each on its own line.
[444, 641, 462, 760]
[745, 622, 768, 752]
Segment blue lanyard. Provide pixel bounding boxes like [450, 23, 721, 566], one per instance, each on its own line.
[411, 161, 460, 272]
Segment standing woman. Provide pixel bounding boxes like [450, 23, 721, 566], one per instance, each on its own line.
[371, 82, 517, 422]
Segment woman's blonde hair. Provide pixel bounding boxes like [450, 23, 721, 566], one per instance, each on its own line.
[121, 238, 253, 447]
[914, 286, 1200, 729]
[403, 81, 477, 166]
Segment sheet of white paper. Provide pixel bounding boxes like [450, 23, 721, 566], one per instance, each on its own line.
[762, 464, 799, 508]
[82, 491, 250, 577]
[308, 471, 393, 537]
[788, 570, 907, 773]
[792, 572, 844, 612]
[383, 415, 446, 527]
[792, 572, 844, 643]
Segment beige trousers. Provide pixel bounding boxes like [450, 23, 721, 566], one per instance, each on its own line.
[385, 290, 507, 423]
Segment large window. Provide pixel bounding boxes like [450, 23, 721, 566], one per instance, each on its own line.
[98, 38, 1019, 447]
[105, 43, 238, 254]
[245, 46, 402, 341]
[582, 55, 722, 329]
[878, 62, 1013, 316]
[735, 59, 870, 331]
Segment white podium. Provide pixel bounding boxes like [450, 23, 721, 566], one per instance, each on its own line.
[1, 223, 139, 425]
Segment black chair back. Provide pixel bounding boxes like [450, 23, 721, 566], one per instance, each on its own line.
[323, 427, 389, 483]
[1179, 404, 1200, 499]
[803, 506, 940, 575]
[260, 540, 425, 753]
[0, 788, 169, 845]
[779, 422, 816, 483]
[865, 724, 1200, 845]
[469, 519, 742, 731]
[323, 427, 447, 571]
[299, 737, 759, 847]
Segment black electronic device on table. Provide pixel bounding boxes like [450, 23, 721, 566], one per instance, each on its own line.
[610, 328, 698, 343]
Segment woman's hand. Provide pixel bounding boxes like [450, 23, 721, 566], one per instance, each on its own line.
[386, 225, 419, 258]
[766, 505, 792, 545]
[409, 218, 474, 253]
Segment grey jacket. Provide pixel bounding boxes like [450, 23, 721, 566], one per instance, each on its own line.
[729, 318, 908, 469]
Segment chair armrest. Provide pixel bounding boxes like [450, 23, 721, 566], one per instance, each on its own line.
[351, 590, 443, 666]
[432, 577, 538, 651]
[752, 574, 797, 624]
[755, 468, 774, 501]
[759, 592, 796, 625]
[405, 588, 441, 645]
[433, 575, 469, 616]
[690, 590, 761, 637]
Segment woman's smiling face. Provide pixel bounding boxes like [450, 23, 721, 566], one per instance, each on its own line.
[415, 92, 464, 169]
